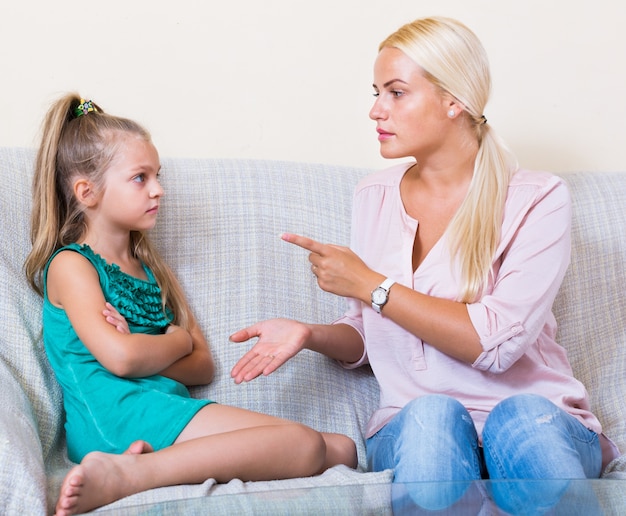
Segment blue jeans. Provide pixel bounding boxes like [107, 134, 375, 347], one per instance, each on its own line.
[366, 394, 602, 514]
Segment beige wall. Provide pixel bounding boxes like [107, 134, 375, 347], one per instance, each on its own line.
[1, 0, 624, 172]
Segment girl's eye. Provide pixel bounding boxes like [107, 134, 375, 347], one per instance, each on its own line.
[133, 174, 145, 183]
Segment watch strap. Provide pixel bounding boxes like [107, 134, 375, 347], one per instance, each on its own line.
[378, 277, 395, 291]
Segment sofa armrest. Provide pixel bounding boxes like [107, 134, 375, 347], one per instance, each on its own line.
[0, 359, 48, 515]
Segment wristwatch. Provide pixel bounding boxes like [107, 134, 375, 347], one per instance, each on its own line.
[371, 278, 395, 314]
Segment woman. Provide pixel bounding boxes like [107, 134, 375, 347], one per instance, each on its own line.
[231, 16, 618, 513]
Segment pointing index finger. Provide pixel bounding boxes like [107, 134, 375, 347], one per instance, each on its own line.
[281, 233, 326, 255]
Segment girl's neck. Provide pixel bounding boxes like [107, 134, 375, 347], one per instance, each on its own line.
[79, 231, 133, 267]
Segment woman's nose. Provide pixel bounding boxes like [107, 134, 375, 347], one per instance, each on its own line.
[369, 98, 385, 121]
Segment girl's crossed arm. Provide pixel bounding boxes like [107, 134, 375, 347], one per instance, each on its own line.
[105, 301, 214, 386]
[47, 251, 209, 381]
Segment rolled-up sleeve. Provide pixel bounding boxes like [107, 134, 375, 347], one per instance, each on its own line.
[333, 299, 369, 369]
[468, 175, 572, 373]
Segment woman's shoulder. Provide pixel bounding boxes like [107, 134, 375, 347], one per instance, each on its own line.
[355, 161, 414, 193]
[508, 168, 570, 202]
[509, 168, 566, 190]
[504, 168, 571, 222]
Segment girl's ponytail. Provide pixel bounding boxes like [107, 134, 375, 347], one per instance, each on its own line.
[26, 94, 83, 295]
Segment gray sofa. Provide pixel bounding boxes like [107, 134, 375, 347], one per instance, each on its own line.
[0, 146, 624, 514]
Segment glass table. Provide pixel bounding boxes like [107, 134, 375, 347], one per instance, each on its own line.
[91, 479, 624, 515]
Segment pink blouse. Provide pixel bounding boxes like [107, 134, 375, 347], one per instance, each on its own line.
[335, 162, 619, 467]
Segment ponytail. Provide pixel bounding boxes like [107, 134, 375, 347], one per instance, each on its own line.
[447, 124, 516, 302]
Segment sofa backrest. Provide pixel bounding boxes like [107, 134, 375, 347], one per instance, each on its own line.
[553, 171, 626, 459]
[151, 156, 380, 467]
[0, 148, 64, 464]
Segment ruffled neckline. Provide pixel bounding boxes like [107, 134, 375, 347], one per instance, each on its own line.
[74, 244, 173, 330]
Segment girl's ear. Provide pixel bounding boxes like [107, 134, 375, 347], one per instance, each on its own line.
[74, 179, 97, 207]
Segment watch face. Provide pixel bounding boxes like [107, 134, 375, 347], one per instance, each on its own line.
[372, 287, 387, 305]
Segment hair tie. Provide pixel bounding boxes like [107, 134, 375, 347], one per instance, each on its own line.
[74, 99, 98, 118]
[480, 115, 487, 125]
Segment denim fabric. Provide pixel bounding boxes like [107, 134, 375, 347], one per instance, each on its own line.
[366, 394, 602, 514]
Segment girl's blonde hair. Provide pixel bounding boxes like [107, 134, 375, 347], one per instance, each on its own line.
[25, 93, 191, 329]
[380, 17, 517, 302]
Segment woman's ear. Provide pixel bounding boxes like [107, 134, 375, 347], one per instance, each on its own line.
[74, 178, 97, 207]
[443, 94, 466, 119]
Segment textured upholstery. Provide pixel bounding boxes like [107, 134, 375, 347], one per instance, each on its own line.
[553, 171, 626, 475]
[0, 147, 623, 513]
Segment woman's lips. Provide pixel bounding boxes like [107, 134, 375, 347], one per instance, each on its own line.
[377, 128, 394, 141]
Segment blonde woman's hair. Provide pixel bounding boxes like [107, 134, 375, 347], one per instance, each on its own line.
[25, 93, 192, 329]
[380, 17, 517, 302]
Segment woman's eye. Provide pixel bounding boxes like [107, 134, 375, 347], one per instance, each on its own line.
[372, 92, 380, 98]
[391, 90, 404, 98]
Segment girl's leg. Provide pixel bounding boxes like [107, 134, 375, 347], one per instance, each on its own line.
[320, 432, 358, 471]
[176, 404, 356, 471]
[56, 404, 356, 516]
[482, 394, 602, 515]
[366, 394, 484, 511]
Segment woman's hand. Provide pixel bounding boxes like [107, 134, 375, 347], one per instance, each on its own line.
[102, 302, 130, 334]
[230, 318, 313, 383]
[281, 233, 380, 302]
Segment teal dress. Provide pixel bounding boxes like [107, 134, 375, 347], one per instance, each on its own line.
[43, 243, 212, 463]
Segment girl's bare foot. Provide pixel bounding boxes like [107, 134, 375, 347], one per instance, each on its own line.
[55, 451, 142, 516]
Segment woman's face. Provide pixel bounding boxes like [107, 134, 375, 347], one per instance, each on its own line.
[370, 47, 453, 161]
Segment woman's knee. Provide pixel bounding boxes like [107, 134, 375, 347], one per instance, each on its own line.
[392, 395, 476, 446]
[370, 395, 481, 482]
[493, 393, 554, 415]
[401, 394, 468, 423]
[482, 394, 600, 479]
[484, 393, 558, 438]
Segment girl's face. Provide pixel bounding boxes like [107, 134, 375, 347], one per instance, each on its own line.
[369, 47, 453, 161]
[98, 136, 163, 233]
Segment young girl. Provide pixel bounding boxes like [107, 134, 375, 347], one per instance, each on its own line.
[25, 94, 357, 516]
